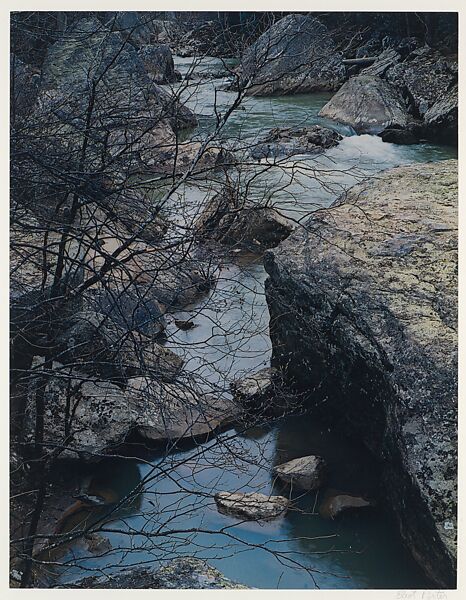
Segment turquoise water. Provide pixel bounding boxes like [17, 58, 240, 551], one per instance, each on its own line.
[51, 56, 456, 589]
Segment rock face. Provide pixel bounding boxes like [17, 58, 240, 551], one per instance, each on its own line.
[264, 160, 457, 588]
[319, 492, 375, 519]
[240, 14, 345, 96]
[250, 125, 342, 160]
[273, 456, 326, 491]
[215, 491, 289, 520]
[60, 557, 247, 589]
[318, 75, 410, 133]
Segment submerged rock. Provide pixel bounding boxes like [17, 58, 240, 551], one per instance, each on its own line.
[319, 492, 375, 519]
[215, 491, 289, 520]
[240, 14, 345, 96]
[273, 455, 326, 491]
[250, 125, 342, 160]
[59, 557, 247, 588]
[319, 74, 410, 134]
[264, 160, 457, 587]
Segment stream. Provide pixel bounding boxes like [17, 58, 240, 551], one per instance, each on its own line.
[51, 56, 457, 589]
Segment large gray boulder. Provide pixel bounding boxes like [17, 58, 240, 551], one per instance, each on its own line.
[240, 14, 345, 96]
[318, 74, 410, 134]
[264, 160, 457, 587]
[60, 557, 247, 589]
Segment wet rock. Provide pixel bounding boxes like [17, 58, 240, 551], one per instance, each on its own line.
[250, 125, 342, 160]
[240, 14, 345, 96]
[273, 455, 326, 491]
[138, 44, 180, 84]
[215, 491, 289, 520]
[319, 74, 410, 134]
[59, 557, 247, 588]
[195, 187, 294, 251]
[264, 159, 457, 587]
[319, 492, 375, 519]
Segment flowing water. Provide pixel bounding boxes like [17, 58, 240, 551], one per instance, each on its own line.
[52, 56, 456, 589]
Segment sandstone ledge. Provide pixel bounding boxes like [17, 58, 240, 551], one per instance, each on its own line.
[264, 159, 457, 587]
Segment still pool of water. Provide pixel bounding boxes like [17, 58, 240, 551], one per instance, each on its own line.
[50, 56, 456, 589]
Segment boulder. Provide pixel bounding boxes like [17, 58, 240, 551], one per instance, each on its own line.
[273, 455, 326, 491]
[250, 125, 342, 160]
[138, 44, 180, 84]
[264, 159, 457, 587]
[319, 492, 375, 519]
[59, 557, 247, 589]
[195, 187, 294, 251]
[214, 491, 289, 520]
[318, 75, 410, 134]
[240, 14, 345, 96]
[385, 47, 457, 119]
[23, 361, 235, 460]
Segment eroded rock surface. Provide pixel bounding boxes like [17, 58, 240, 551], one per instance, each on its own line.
[264, 159, 457, 587]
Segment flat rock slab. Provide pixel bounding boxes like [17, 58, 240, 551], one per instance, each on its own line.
[264, 160, 457, 587]
[273, 455, 326, 490]
[215, 491, 289, 520]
